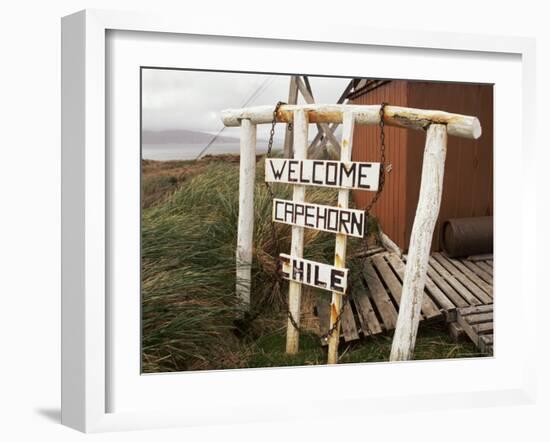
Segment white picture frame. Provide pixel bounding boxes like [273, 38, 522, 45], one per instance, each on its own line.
[61, 9, 537, 433]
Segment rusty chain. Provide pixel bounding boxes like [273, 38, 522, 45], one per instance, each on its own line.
[321, 102, 388, 343]
[264, 102, 307, 333]
[265, 101, 287, 321]
[264, 101, 286, 271]
[265, 101, 388, 341]
[364, 102, 388, 217]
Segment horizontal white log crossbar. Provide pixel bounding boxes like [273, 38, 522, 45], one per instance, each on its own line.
[226, 103, 483, 363]
[222, 104, 482, 140]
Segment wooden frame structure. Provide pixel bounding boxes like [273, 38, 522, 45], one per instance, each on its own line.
[222, 103, 481, 363]
[282, 75, 357, 159]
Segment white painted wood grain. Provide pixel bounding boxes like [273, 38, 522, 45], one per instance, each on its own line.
[283, 76, 298, 158]
[221, 104, 481, 139]
[285, 109, 308, 354]
[390, 124, 448, 361]
[378, 228, 403, 258]
[327, 112, 355, 364]
[235, 119, 256, 308]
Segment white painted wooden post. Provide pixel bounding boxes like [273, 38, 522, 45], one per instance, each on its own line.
[327, 112, 355, 364]
[283, 76, 298, 158]
[285, 109, 308, 354]
[390, 123, 448, 361]
[224, 104, 480, 361]
[236, 119, 257, 309]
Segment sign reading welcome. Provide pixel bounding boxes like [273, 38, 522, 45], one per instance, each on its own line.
[266, 158, 380, 190]
[269, 154, 378, 294]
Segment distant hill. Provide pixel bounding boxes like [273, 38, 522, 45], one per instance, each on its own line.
[142, 129, 240, 144]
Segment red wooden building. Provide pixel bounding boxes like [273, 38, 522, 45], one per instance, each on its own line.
[350, 80, 493, 252]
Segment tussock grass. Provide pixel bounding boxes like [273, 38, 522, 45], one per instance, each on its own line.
[141, 156, 347, 372]
[142, 155, 482, 373]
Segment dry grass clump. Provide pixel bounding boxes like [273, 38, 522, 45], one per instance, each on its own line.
[141, 156, 341, 372]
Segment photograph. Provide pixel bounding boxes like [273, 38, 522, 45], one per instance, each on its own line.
[140, 68, 494, 373]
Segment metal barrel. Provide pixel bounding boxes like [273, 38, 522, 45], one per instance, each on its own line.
[440, 216, 493, 258]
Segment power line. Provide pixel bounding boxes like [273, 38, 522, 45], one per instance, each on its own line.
[195, 76, 275, 160]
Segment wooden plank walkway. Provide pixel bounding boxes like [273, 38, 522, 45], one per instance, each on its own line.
[317, 251, 494, 343]
[455, 304, 494, 354]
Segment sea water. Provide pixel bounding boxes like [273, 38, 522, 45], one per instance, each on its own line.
[142, 142, 269, 161]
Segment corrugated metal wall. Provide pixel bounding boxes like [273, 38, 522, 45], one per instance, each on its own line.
[351, 80, 493, 252]
[352, 81, 409, 249]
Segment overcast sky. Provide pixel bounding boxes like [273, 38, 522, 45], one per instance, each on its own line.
[141, 68, 352, 143]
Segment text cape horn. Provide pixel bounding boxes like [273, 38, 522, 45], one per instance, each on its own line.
[272, 198, 367, 238]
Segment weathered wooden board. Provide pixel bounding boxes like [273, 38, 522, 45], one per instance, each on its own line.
[467, 254, 494, 262]
[341, 301, 360, 342]
[477, 261, 493, 274]
[425, 263, 469, 309]
[363, 259, 398, 330]
[352, 289, 382, 336]
[455, 303, 493, 354]
[449, 322, 466, 343]
[280, 253, 348, 294]
[455, 304, 493, 316]
[466, 312, 493, 324]
[433, 253, 493, 304]
[317, 295, 331, 339]
[479, 335, 494, 354]
[441, 254, 493, 296]
[265, 158, 381, 190]
[273, 198, 366, 238]
[318, 297, 354, 346]
[431, 261, 481, 306]
[222, 104, 482, 140]
[316, 251, 494, 346]
[383, 253, 442, 319]
[371, 254, 408, 311]
[460, 259, 493, 285]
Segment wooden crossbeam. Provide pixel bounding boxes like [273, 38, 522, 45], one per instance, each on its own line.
[308, 79, 356, 158]
[222, 104, 482, 140]
[283, 76, 299, 158]
[226, 102, 482, 363]
[294, 77, 342, 154]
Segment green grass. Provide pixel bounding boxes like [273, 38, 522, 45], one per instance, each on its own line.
[141, 156, 345, 372]
[141, 155, 483, 373]
[237, 319, 482, 369]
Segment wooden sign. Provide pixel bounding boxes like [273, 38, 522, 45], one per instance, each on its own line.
[272, 198, 366, 238]
[265, 158, 380, 190]
[279, 253, 348, 294]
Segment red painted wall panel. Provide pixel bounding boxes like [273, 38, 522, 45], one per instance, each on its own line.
[352, 80, 493, 252]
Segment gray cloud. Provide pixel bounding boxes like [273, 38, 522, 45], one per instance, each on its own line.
[142, 69, 351, 142]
